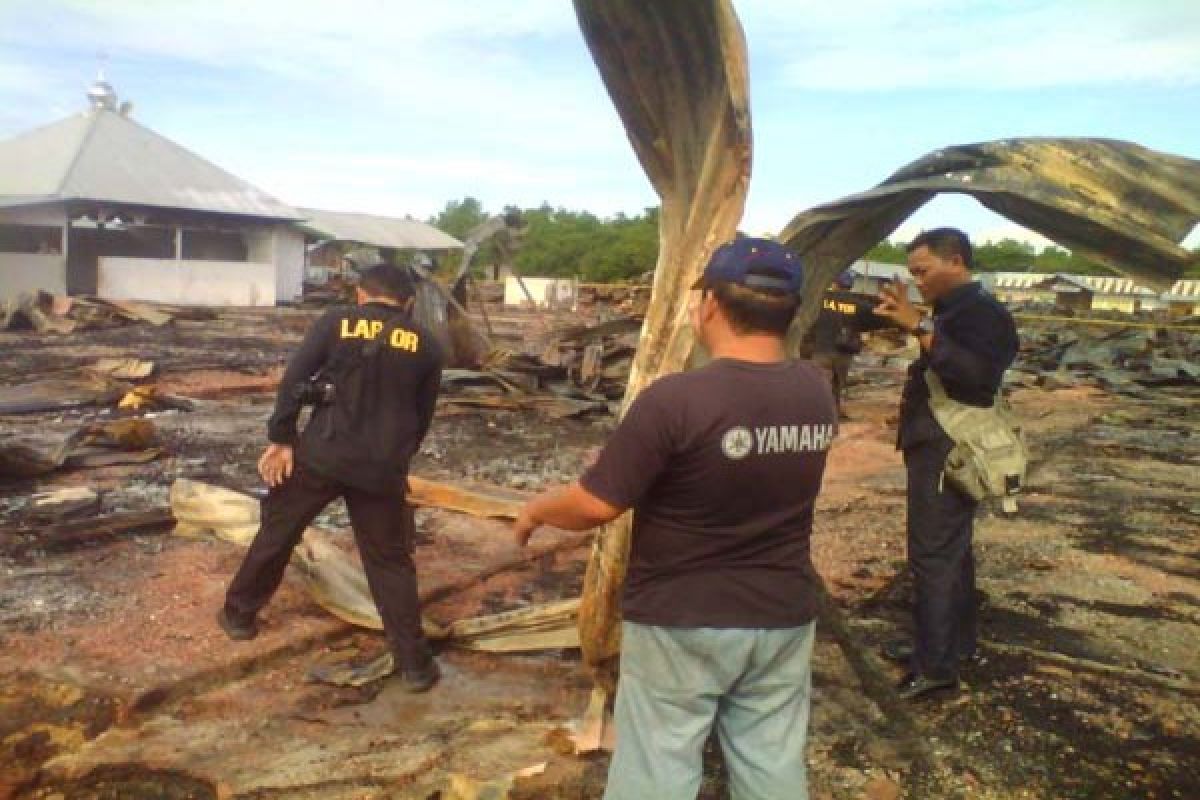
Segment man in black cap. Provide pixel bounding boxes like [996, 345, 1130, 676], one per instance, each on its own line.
[874, 228, 1018, 700]
[801, 269, 888, 417]
[218, 263, 444, 692]
[512, 238, 836, 799]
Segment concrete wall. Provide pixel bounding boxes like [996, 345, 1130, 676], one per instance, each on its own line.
[274, 225, 305, 303]
[0, 206, 68, 300]
[245, 225, 305, 303]
[0, 254, 68, 299]
[1093, 297, 1140, 314]
[503, 276, 577, 309]
[98, 257, 275, 307]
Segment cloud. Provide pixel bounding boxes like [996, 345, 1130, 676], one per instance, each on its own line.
[0, 0, 614, 146]
[742, 0, 1200, 90]
[2, 0, 1196, 236]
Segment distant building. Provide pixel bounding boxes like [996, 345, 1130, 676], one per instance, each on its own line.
[1034, 274, 1096, 312]
[298, 207, 463, 285]
[844, 260, 921, 301]
[986, 272, 1185, 314]
[502, 275, 577, 310]
[1159, 279, 1200, 317]
[0, 78, 305, 306]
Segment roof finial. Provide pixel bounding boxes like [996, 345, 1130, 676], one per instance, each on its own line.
[87, 55, 118, 112]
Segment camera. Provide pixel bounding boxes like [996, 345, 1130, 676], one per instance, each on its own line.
[293, 378, 336, 407]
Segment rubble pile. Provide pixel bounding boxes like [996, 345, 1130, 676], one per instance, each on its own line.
[577, 283, 651, 317]
[438, 315, 642, 418]
[0, 290, 215, 333]
[1010, 323, 1200, 393]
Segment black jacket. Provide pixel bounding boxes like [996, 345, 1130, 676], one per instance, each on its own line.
[898, 282, 1018, 450]
[806, 290, 891, 356]
[268, 302, 443, 494]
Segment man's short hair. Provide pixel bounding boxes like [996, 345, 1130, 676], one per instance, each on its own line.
[907, 227, 974, 270]
[707, 280, 800, 337]
[357, 263, 416, 300]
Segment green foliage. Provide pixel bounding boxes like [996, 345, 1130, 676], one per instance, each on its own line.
[428, 197, 487, 241]
[864, 240, 907, 264]
[429, 198, 660, 283]
[973, 238, 1036, 272]
[867, 236, 1114, 275]
[427, 196, 505, 276]
[512, 205, 659, 282]
[1029, 245, 1109, 275]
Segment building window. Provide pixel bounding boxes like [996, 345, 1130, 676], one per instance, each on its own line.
[181, 230, 248, 261]
[0, 224, 62, 254]
[93, 225, 175, 258]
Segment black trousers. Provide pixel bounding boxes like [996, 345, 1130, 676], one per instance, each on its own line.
[810, 353, 853, 413]
[224, 461, 430, 669]
[903, 436, 978, 679]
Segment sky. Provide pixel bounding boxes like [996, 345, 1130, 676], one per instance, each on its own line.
[1, 0, 1198, 248]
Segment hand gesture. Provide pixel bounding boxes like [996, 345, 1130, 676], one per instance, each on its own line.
[873, 280, 922, 333]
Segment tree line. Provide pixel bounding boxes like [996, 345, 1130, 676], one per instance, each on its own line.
[430, 197, 657, 283]
[432, 197, 1199, 281]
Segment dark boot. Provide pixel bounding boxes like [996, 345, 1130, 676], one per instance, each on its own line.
[396, 658, 440, 693]
[217, 607, 258, 641]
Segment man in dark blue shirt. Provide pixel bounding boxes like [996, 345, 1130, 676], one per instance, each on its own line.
[874, 228, 1018, 700]
[511, 238, 835, 798]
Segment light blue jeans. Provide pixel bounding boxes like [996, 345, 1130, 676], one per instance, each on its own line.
[603, 620, 815, 800]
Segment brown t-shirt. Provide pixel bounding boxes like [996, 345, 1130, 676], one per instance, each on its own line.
[581, 358, 837, 628]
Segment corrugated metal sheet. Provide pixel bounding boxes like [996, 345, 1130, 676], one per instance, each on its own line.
[987, 272, 1172, 296]
[990, 272, 1041, 289]
[0, 110, 301, 220]
[299, 207, 463, 250]
[1082, 276, 1157, 296]
[875, 270, 1199, 302]
[1034, 273, 1095, 292]
[850, 259, 912, 281]
[1164, 280, 1200, 300]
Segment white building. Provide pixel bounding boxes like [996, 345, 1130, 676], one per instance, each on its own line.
[0, 79, 304, 306]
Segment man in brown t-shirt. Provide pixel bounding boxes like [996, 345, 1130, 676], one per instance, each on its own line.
[513, 237, 835, 799]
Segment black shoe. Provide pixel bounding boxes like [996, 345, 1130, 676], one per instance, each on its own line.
[961, 649, 986, 667]
[881, 638, 913, 664]
[896, 672, 957, 701]
[396, 659, 440, 693]
[883, 639, 984, 668]
[217, 607, 258, 641]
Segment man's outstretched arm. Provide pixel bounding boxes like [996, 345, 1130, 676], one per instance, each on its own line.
[512, 482, 624, 546]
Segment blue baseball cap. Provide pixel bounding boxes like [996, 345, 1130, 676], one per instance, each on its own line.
[692, 237, 805, 294]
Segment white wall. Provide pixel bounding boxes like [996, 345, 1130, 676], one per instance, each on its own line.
[274, 225, 305, 303]
[98, 257, 275, 307]
[245, 225, 304, 303]
[0, 207, 68, 300]
[503, 276, 577, 309]
[0, 254, 68, 300]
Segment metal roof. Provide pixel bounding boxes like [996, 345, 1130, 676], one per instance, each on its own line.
[0, 110, 301, 220]
[849, 260, 912, 281]
[1163, 280, 1200, 301]
[1033, 273, 1096, 292]
[988, 272, 1190, 297]
[299, 207, 463, 250]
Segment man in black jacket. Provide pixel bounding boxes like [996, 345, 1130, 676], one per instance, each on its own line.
[218, 263, 444, 692]
[801, 269, 888, 417]
[873, 228, 1018, 700]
